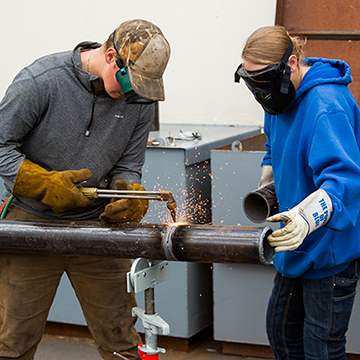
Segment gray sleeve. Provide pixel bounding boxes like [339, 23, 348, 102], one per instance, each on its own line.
[0, 69, 43, 183]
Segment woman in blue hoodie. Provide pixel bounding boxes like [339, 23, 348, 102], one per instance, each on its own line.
[235, 26, 360, 359]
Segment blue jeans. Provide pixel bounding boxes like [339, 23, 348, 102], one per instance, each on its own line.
[266, 259, 360, 360]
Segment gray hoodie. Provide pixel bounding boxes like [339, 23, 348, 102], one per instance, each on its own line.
[0, 41, 154, 220]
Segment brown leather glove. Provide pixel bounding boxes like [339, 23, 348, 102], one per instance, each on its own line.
[100, 179, 149, 223]
[12, 159, 94, 213]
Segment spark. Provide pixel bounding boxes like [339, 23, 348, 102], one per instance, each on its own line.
[142, 159, 212, 224]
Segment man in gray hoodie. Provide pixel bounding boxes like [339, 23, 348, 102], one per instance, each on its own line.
[0, 19, 170, 360]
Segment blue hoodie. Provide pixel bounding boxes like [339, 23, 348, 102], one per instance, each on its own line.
[262, 58, 360, 279]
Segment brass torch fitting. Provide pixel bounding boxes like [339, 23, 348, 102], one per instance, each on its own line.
[78, 187, 98, 200]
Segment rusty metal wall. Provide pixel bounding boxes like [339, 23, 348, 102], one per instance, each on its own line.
[276, 0, 360, 104]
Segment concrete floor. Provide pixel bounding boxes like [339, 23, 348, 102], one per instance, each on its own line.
[34, 334, 360, 360]
[34, 334, 270, 360]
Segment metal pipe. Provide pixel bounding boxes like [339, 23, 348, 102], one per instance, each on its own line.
[243, 182, 279, 223]
[145, 287, 155, 315]
[0, 220, 274, 265]
[144, 287, 157, 354]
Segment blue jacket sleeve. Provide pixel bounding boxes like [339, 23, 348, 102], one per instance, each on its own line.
[309, 111, 360, 232]
[261, 113, 272, 167]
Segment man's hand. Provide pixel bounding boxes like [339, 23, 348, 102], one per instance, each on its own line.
[267, 189, 333, 252]
[100, 179, 149, 223]
[12, 159, 93, 213]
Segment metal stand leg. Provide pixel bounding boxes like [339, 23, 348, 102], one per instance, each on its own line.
[121, 258, 170, 359]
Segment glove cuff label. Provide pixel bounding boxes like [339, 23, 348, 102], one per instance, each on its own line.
[299, 189, 333, 234]
[313, 197, 330, 228]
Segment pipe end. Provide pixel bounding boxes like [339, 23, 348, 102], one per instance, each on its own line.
[259, 227, 275, 265]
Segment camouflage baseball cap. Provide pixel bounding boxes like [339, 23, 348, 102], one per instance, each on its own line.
[114, 19, 171, 101]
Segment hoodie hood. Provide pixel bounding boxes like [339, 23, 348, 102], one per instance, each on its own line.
[292, 57, 353, 108]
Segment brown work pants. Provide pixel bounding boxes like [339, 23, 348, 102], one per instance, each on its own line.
[0, 206, 141, 360]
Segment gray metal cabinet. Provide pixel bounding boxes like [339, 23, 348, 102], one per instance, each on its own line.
[211, 133, 276, 346]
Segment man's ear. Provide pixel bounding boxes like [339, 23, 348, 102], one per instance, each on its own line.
[105, 48, 118, 65]
[288, 54, 298, 73]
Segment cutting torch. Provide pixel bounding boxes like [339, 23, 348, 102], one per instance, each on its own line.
[78, 187, 177, 222]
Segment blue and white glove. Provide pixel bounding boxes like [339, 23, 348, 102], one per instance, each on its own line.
[267, 189, 333, 252]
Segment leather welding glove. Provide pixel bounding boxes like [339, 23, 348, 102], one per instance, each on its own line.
[266, 189, 333, 252]
[12, 159, 94, 213]
[258, 165, 274, 189]
[99, 179, 149, 223]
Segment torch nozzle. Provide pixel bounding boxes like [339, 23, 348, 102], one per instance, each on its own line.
[159, 191, 177, 222]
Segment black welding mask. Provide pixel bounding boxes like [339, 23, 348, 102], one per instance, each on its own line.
[234, 38, 295, 115]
